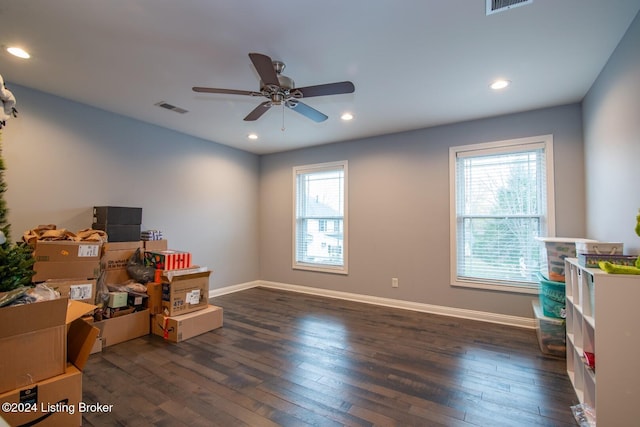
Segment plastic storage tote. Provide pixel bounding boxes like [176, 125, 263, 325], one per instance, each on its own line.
[532, 300, 566, 357]
[536, 237, 596, 282]
[538, 273, 566, 318]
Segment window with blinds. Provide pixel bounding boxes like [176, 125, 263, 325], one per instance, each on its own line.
[293, 161, 348, 274]
[449, 135, 555, 292]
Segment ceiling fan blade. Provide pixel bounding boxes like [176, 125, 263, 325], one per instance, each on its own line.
[193, 87, 259, 96]
[286, 101, 328, 123]
[248, 53, 279, 87]
[244, 101, 272, 121]
[295, 81, 355, 98]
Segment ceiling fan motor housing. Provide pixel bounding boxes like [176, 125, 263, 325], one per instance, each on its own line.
[276, 74, 294, 90]
[259, 60, 298, 105]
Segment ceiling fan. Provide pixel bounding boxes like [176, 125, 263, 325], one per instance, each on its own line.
[193, 53, 355, 123]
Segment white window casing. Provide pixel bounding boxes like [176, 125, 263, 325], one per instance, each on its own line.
[293, 160, 348, 274]
[449, 135, 555, 293]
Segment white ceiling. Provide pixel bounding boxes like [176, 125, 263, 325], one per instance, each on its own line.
[1, 1, 639, 155]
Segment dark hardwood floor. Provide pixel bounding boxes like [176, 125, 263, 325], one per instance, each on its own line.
[82, 287, 578, 426]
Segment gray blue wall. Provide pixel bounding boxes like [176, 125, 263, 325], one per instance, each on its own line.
[259, 104, 585, 317]
[583, 11, 640, 252]
[3, 85, 260, 289]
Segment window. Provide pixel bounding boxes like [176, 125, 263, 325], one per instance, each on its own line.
[293, 161, 348, 274]
[449, 135, 555, 293]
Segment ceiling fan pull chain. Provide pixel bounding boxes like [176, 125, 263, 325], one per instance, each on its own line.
[281, 103, 286, 131]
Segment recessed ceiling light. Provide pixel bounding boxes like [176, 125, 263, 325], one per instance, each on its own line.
[7, 47, 30, 59]
[248, 133, 258, 140]
[490, 79, 511, 90]
[341, 112, 354, 121]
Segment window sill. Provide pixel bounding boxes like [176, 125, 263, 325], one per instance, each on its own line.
[293, 264, 348, 275]
[451, 279, 538, 295]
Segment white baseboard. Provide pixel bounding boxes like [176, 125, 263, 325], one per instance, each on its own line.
[209, 280, 260, 297]
[209, 280, 535, 329]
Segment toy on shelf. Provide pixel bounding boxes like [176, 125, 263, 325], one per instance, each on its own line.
[599, 210, 640, 274]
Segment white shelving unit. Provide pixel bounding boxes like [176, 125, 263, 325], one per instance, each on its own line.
[564, 257, 640, 426]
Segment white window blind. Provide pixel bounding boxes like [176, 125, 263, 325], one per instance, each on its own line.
[293, 161, 348, 274]
[450, 136, 554, 291]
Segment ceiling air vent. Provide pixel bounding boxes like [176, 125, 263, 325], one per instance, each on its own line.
[155, 101, 188, 114]
[486, 0, 533, 15]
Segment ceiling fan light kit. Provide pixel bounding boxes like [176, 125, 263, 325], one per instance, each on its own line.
[193, 53, 355, 123]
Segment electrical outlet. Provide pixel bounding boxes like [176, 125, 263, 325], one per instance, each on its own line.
[392, 278, 399, 288]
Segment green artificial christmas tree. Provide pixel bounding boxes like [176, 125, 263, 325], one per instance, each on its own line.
[0, 132, 35, 292]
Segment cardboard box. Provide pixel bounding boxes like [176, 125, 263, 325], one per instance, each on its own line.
[66, 304, 101, 371]
[32, 240, 103, 282]
[0, 298, 98, 393]
[0, 327, 65, 394]
[143, 239, 168, 251]
[146, 282, 162, 314]
[159, 268, 210, 316]
[0, 364, 82, 427]
[92, 309, 150, 348]
[103, 306, 135, 319]
[152, 305, 223, 343]
[33, 240, 102, 263]
[93, 206, 142, 225]
[101, 241, 143, 285]
[145, 250, 192, 270]
[103, 241, 140, 251]
[90, 336, 103, 354]
[32, 260, 101, 282]
[93, 223, 141, 242]
[45, 278, 96, 304]
[107, 291, 128, 308]
[0, 298, 66, 393]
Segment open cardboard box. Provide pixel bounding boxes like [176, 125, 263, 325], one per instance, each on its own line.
[0, 364, 83, 427]
[0, 297, 99, 394]
[101, 240, 143, 285]
[66, 300, 100, 370]
[44, 278, 97, 304]
[91, 308, 150, 349]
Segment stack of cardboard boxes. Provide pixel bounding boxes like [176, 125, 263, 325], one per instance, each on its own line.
[145, 249, 223, 343]
[93, 206, 223, 347]
[94, 239, 150, 351]
[95, 240, 224, 346]
[1, 207, 223, 424]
